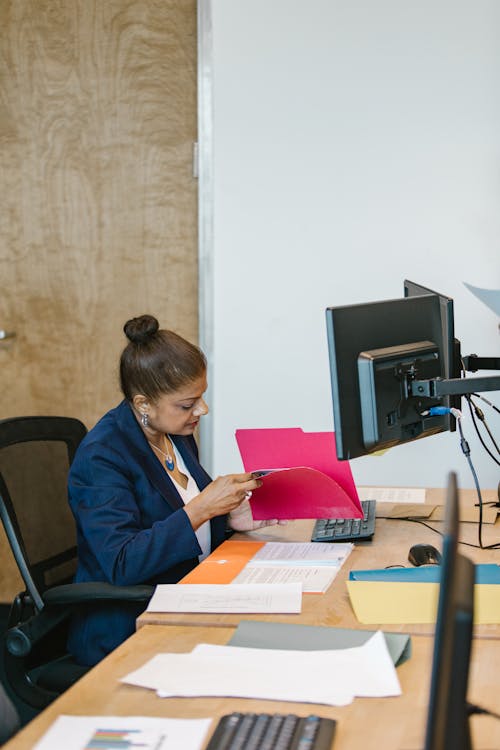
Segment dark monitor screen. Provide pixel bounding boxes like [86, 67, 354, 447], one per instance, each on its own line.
[326, 294, 449, 460]
[424, 471, 474, 750]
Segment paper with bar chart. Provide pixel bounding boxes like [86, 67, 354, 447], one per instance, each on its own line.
[32, 715, 212, 750]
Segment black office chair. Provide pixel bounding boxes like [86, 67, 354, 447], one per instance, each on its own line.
[0, 416, 153, 709]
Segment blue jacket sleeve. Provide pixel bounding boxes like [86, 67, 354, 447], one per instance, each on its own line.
[69, 442, 203, 586]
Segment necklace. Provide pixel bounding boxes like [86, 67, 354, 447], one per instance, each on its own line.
[148, 435, 175, 471]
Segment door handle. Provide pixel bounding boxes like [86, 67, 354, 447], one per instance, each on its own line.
[0, 330, 16, 341]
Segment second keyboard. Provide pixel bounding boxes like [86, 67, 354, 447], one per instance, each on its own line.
[311, 499, 376, 543]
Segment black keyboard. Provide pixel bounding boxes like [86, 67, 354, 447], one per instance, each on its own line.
[205, 712, 336, 750]
[311, 499, 376, 543]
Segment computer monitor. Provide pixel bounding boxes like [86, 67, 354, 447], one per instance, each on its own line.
[403, 279, 458, 381]
[326, 293, 449, 460]
[424, 471, 474, 750]
[404, 279, 462, 423]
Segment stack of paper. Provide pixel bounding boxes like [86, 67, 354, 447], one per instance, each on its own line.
[232, 541, 353, 593]
[121, 632, 401, 706]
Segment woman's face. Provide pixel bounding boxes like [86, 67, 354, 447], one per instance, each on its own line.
[138, 372, 209, 437]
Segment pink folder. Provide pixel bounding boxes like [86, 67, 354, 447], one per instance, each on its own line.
[235, 428, 363, 520]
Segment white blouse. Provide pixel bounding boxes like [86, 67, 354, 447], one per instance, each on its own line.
[169, 439, 212, 561]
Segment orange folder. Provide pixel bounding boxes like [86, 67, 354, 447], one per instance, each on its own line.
[180, 540, 265, 584]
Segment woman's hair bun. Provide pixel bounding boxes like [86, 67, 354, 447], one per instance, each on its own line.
[123, 315, 160, 344]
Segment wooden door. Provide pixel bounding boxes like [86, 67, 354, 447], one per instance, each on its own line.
[0, 0, 198, 600]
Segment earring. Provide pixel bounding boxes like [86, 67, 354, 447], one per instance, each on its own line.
[141, 412, 149, 428]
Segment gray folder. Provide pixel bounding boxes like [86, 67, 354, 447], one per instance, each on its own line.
[229, 620, 411, 666]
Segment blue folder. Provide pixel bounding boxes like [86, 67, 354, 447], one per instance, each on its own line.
[349, 563, 500, 584]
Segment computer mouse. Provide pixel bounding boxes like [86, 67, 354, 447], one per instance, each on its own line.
[408, 543, 442, 566]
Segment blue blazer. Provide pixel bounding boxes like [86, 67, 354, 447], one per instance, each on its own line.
[67, 400, 228, 666]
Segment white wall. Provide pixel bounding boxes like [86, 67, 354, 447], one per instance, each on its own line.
[200, 0, 500, 490]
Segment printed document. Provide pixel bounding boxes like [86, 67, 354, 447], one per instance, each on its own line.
[32, 715, 212, 750]
[357, 486, 426, 504]
[232, 541, 352, 593]
[147, 582, 302, 613]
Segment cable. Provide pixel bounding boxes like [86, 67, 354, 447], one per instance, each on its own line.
[456, 415, 484, 547]
[466, 395, 500, 465]
[416, 405, 500, 549]
[467, 703, 500, 721]
[455, 415, 500, 550]
[471, 392, 500, 417]
[468, 397, 500, 453]
[383, 516, 444, 537]
[384, 515, 489, 550]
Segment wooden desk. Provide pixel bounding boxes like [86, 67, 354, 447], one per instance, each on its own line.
[138, 489, 500, 638]
[4, 624, 500, 750]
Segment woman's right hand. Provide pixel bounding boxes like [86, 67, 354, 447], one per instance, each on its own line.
[183, 472, 262, 530]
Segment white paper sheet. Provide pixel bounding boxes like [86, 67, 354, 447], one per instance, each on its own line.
[121, 631, 401, 707]
[233, 564, 340, 593]
[250, 541, 353, 562]
[232, 541, 352, 593]
[32, 715, 212, 750]
[358, 486, 426, 504]
[235, 565, 340, 594]
[146, 582, 302, 613]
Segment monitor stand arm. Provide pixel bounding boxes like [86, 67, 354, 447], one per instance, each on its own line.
[462, 354, 500, 372]
[410, 352, 500, 398]
[410, 354, 500, 512]
[411, 374, 500, 398]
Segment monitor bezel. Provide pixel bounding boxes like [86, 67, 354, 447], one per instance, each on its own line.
[424, 471, 474, 750]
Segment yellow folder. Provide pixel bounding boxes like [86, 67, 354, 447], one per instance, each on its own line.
[346, 581, 500, 625]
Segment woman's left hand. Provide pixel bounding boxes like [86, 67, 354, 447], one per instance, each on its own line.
[228, 498, 288, 532]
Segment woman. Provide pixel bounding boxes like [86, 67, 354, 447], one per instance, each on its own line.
[68, 315, 277, 666]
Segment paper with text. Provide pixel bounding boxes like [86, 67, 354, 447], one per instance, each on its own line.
[146, 582, 302, 613]
[357, 486, 426, 504]
[232, 565, 341, 593]
[231, 541, 352, 593]
[250, 541, 352, 562]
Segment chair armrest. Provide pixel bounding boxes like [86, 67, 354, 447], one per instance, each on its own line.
[6, 607, 70, 657]
[5, 583, 154, 657]
[42, 582, 154, 606]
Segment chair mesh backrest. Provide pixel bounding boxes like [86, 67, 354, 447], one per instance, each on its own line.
[0, 417, 87, 594]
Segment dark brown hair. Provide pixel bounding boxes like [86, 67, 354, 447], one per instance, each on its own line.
[119, 315, 207, 402]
